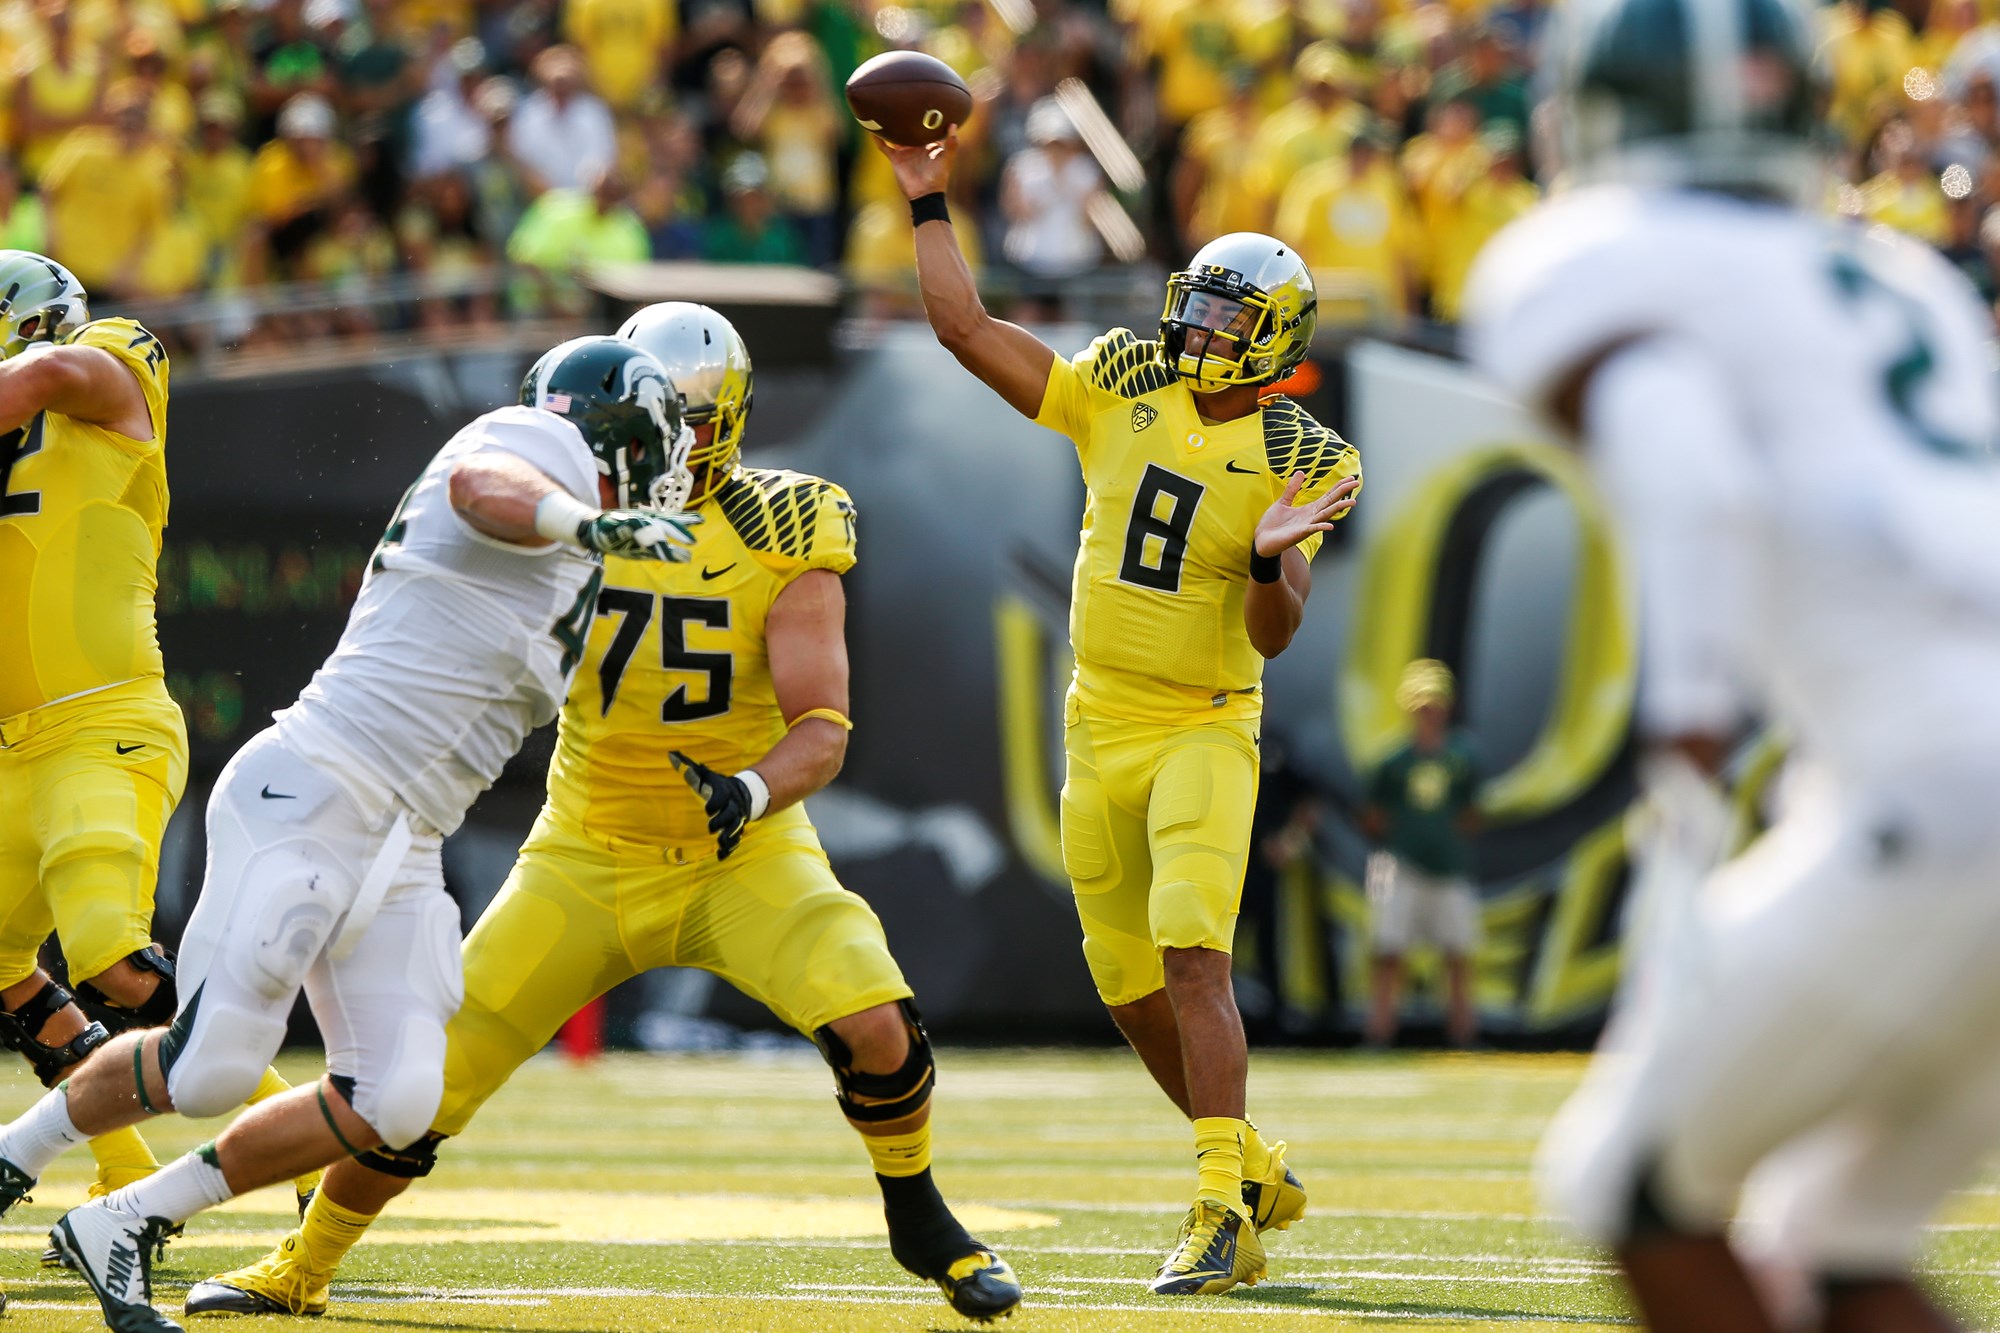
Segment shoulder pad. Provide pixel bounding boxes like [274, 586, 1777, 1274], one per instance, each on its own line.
[1261, 396, 1357, 488]
[1081, 328, 1177, 400]
[64, 318, 168, 440]
[715, 468, 857, 571]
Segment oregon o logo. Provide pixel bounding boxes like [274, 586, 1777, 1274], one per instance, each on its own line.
[923, 108, 944, 130]
[1186, 432, 1205, 450]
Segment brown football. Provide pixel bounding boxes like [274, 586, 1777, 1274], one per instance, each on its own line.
[845, 51, 973, 147]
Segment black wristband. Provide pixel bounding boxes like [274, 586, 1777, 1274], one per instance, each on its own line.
[1249, 550, 1283, 584]
[910, 192, 951, 226]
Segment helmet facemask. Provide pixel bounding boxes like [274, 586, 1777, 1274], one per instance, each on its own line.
[1158, 245, 1315, 391]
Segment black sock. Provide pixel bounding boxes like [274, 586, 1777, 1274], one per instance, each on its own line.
[877, 1168, 978, 1277]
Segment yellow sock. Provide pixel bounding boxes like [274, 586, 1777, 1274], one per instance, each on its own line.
[292, 1191, 379, 1278]
[88, 1124, 159, 1183]
[246, 1067, 292, 1104]
[1192, 1117, 1247, 1214]
[861, 1123, 933, 1179]
[243, 1068, 322, 1199]
[1243, 1122, 1272, 1181]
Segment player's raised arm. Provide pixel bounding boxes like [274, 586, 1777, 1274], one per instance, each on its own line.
[876, 129, 1057, 419]
[0, 343, 151, 441]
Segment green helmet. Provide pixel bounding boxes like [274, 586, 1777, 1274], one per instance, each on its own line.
[1159, 232, 1317, 391]
[0, 251, 89, 362]
[616, 302, 753, 490]
[520, 336, 693, 510]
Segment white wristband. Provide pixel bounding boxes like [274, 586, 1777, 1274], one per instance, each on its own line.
[533, 489, 600, 546]
[739, 768, 771, 822]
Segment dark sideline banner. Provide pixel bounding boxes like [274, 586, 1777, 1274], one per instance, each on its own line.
[137, 333, 1639, 1042]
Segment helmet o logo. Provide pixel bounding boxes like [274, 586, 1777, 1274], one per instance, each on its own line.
[923, 108, 944, 130]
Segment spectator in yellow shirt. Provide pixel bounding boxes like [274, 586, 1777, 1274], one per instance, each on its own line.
[1173, 71, 1271, 248]
[564, 0, 673, 112]
[1820, 0, 1919, 144]
[251, 92, 357, 276]
[1400, 94, 1490, 304]
[1863, 118, 1951, 243]
[1427, 124, 1538, 322]
[732, 31, 843, 266]
[1242, 42, 1367, 228]
[122, 31, 196, 144]
[11, 0, 106, 182]
[1275, 123, 1421, 322]
[39, 86, 172, 299]
[185, 92, 257, 283]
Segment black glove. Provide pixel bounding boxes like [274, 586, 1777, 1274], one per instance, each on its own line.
[670, 751, 752, 859]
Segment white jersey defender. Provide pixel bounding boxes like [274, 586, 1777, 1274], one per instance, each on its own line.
[1470, 188, 2000, 1282]
[171, 406, 603, 1150]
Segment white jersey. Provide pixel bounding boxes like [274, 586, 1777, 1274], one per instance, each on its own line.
[274, 406, 602, 835]
[1467, 188, 2000, 783]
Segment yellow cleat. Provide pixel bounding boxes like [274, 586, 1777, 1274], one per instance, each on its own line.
[1241, 1138, 1307, 1233]
[929, 1248, 1022, 1323]
[1149, 1199, 1266, 1296]
[183, 1233, 329, 1318]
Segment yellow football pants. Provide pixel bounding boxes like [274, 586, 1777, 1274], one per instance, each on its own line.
[0, 679, 187, 986]
[434, 803, 912, 1135]
[1059, 700, 1260, 1007]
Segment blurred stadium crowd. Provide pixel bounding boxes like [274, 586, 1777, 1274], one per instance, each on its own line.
[1, 0, 1996, 346]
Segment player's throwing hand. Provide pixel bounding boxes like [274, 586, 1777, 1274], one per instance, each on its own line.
[574, 509, 701, 562]
[1255, 472, 1360, 559]
[875, 125, 960, 199]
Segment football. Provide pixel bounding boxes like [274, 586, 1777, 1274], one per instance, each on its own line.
[844, 50, 973, 147]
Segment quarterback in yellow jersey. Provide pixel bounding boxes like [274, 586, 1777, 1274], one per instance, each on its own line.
[0, 251, 314, 1216]
[189, 304, 1023, 1325]
[882, 136, 1361, 1296]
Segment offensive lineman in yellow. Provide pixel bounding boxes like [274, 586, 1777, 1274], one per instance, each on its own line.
[882, 136, 1362, 1295]
[0, 251, 316, 1221]
[189, 303, 1023, 1324]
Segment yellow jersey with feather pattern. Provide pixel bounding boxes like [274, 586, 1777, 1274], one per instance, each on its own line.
[547, 466, 857, 847]
[0, 318, 171, 719]
[1035, 328, 1361, 725]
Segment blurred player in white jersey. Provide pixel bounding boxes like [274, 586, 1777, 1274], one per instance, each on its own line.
[1467, 0, 2000, 1328]
[0, 335, 698, 1333]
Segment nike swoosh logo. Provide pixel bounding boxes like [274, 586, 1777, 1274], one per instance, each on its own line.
[701, 564, 737, 581]
[260, 786, 296, 800]
[1225, 460, 1258, 475]
[114, 742, 145, 754]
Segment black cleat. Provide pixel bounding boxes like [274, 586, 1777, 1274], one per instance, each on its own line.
[923, 1247, 1023, 1323]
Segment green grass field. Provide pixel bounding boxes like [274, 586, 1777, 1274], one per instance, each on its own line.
[0, 1049, 1997, 1332]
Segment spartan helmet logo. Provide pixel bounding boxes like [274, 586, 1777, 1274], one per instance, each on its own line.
[1131, 402, 1159, 432]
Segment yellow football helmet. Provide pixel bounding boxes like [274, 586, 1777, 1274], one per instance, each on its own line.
[0, 250, 89, 362]
[616, 303, 753, 493]
[1159, 233, 1317, 391]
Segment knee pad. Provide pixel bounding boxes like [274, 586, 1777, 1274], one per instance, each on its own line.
[0, 980, 109, 1086]
[230, 843, 348, 1003]
[162, 982, 287, 1119]
[352, 1017, 447, 1151]
[356, 1130, 448, 1179]
[74, 946, 178, 1036]
[814, 999, 935, 1125]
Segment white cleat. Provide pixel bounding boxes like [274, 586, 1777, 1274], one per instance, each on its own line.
[49, 1200, 182, 1333]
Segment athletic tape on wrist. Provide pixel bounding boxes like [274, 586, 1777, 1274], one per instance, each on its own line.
[533, 490, 600, 546]
[739, 769, 771, 822]
[909, 192, 951, 226]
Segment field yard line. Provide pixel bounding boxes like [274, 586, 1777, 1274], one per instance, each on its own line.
[1001, 1244, 1611, 1268]
[1042, 1273, 1594, 1287]
[1024, 1200, 1560, 1220]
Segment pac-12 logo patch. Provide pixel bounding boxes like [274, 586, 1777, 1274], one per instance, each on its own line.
[1130, 403, 1158, 432]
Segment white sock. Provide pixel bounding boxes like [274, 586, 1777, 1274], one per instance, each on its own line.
[106, 1145, 233, 1225]
[0, 1086, 86, 1178]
